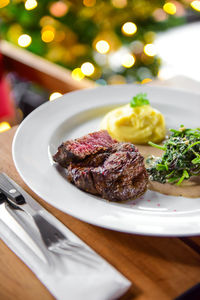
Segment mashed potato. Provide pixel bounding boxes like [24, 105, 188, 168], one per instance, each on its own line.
[101, 103, 166, 144]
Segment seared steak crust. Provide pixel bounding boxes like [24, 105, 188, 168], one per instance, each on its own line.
[53, 131, 148, 202]
[53, 130, 116, 167]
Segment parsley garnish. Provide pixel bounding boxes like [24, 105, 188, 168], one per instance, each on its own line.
[130, 93, 150, 108]
[147, 126, 200, 185]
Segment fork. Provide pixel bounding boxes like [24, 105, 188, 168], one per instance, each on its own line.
[0, 173, 97, 264]
[31, 212, 97, 263]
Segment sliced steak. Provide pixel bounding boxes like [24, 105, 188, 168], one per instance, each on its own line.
[53, 130, 148, 202]
[53, 130, 116, 167]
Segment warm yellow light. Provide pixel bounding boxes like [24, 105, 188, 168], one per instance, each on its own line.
[122, 54, 135, 68]
[141, 78, 152, 84]
[41, 26, 55, 43]
[18, 34, 32, 47]
[121, 22, 137, 36]
[49, 92, 62, 101]
[71, 68, 85, 81]
[191, 1, 200, 11]
[40, 16, 54, 27]
[49, 1, 69, 17]
[83, 0, 96, 7]
[112, 0, 127, 8]
[25, 0, 38, 11]
[0, 0, 10, 8]
[163, 2, 176, 15]
[42, 31, 54, 43]
[0, 122, 11, 133]
[95, 40, 110, 54]
[144, 44, 157, 56]
[81, 62, 95, 76]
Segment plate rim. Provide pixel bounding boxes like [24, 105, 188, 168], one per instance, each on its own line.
[12, 84, 200, 236]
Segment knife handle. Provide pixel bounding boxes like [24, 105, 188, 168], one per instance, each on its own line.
[0, 173, 25, 205]
[0, 192, 7, 204]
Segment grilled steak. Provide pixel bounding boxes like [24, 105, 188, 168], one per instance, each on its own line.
[53, 130, 148, 201]
[53, 130, 116, 167]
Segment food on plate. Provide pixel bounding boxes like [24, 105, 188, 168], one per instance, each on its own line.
[147, 126, 200, 184]
[146, 126, 200, 197]
[101, 93, 166, 144]
[53, 130, 115, 168]
[53, 130, 148, 202]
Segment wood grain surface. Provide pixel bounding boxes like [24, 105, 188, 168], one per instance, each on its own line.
[0, 127, 200, 300]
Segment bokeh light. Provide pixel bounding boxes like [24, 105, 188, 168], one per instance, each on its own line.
[7, 24, 22, 44]
[0, 122, 11, 133]
[141, 78, 152, 84]
[144, 31, 156, 43]
[191, 1, 200, 11]
[130, 40, 144, 54]
[96, 79, 107, 85]
[112, 0, 127, 8]
[121, 22, 137, 36]
[40, 16, 54, 27]
[0, 0, 194, 87]
[121, 54, 135, 68]
[54, 30, 66, 42]
[18, 34, 32, 47]
[163, 2, 176, 15]
[25, 0, 38, 11]
[81, 62, 95, 76]
[49, 92, 63, 101]
[95, 40, 110, 54]
[0, 0, 10, 9]
[137, 67, 152, 81]
[83, 0, 96, 7]
[144, 44, 157, 56]
[108, 75, 126, 84]
[49, 1, 69, 17]
[42, 31, 54, 43]
[41, 25, 55, 43]
[153, 8, 168, 21]
[71, 68, 85, 81]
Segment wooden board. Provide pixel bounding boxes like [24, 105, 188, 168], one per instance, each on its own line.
[0, 127, 200, 300]
[0, 40, 95, 94]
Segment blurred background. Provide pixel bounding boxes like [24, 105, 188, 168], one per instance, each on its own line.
[0, 0, 200, 132]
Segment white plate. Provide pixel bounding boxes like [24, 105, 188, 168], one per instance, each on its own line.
[12, 84, 200, 236]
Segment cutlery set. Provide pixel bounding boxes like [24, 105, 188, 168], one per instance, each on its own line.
[0, 173, 131, 299]
[0, 173, 97, 265]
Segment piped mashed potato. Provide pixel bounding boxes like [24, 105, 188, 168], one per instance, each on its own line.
[101, 100, 166, 144]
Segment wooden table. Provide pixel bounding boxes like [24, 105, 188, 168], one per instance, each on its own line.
[0, 127, 200, 300]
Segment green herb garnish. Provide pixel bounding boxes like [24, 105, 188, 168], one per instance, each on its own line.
[147, 126, 200, 185]
[130, 93, 150, 108]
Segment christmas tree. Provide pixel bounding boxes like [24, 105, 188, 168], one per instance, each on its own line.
[0, 0, 200, 85]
